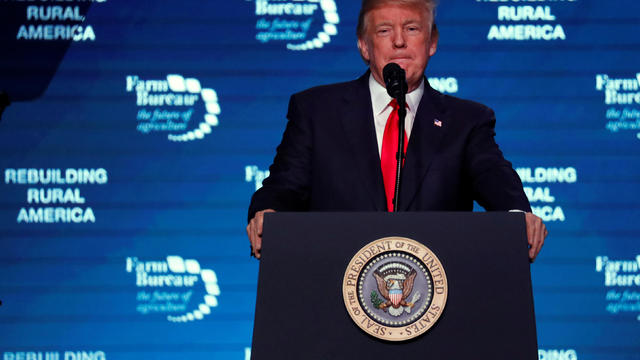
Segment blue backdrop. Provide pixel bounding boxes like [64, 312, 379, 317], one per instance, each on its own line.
[1, 1, 639, 359]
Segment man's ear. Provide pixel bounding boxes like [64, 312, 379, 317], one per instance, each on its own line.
[429, 24, 439, 57]
[357, 37, 370, 63]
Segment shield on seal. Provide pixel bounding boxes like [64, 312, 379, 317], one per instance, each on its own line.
[389, 289, 402, 307]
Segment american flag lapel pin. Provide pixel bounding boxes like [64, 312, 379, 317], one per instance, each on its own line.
[434, 118, 442, 127]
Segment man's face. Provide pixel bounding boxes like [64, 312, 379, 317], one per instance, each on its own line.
[358, 3, 438, 92]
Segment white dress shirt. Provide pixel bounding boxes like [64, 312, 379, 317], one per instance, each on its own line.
[368, 73, 425, 157]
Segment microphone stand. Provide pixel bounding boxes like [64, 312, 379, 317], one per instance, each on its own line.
[393, 95, 406, 212]
[383, 62, 409, 212]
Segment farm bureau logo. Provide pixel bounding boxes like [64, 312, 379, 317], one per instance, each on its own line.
[595, 255, 640, 321]
[343, 237, 448, 341]
[126, 74, 221, 142]
[126, 256, 220, 322]
[596, 74, 640, 106]
[252, 0, 340, 51]
[596, 73, 640, 139]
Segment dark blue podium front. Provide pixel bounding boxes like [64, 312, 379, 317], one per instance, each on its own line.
[251, 212, 537, 360]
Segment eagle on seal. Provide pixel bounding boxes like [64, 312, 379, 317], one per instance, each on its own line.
[373, 264, 419, 316]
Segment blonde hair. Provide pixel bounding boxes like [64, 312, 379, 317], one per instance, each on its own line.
[356, 0, 438, 38]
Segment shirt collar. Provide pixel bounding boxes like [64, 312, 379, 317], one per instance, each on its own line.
[368, 73, 424, 115]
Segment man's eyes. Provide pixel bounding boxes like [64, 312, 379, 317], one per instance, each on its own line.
[375, 25, 421, 35]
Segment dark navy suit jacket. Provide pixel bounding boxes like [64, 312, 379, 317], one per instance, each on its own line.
[248, 72, 530, 219]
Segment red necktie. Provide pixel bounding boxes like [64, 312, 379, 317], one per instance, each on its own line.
[381, 99, 408, 212]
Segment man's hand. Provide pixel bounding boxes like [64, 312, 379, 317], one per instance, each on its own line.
[246, 209, 276, 259]
[525, 212, 547, 262]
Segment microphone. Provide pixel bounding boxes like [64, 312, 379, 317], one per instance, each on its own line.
[382, 63, 408, 99]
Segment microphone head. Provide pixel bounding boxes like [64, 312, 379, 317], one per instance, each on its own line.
[382, 63, 408, 99]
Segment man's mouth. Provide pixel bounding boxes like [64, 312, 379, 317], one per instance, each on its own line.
[389, 57, 412, 66]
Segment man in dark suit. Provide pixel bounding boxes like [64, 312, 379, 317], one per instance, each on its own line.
[247, 0, 547, 260]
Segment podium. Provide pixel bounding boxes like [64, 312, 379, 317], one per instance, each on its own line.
[251, 212, 538, 359]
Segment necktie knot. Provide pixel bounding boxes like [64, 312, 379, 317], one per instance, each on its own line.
[389, 99, 399, 111]
[388, 98, 408, 112]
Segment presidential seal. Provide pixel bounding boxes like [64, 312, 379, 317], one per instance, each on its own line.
[342, 237, 448, 341]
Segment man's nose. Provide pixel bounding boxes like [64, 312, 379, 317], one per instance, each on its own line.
[392, 29, 406, 48]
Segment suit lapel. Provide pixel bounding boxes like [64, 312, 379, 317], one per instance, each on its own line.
[339, 73, 387, 211]
[399, 84, 447, 210]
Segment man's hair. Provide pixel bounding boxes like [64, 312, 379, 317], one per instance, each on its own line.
[356, 0, 439, 38]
